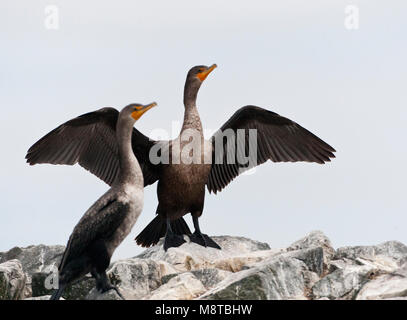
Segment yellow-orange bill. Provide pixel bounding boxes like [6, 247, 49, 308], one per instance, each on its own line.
[197, 64, 217, 81]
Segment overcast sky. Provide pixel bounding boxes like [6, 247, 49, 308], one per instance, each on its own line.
[1, 0, 406, 260]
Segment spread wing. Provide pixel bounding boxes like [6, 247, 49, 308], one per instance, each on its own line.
[26, 107, 159, 187]
[207, 105, 336, 193]
[58, 195, 129, 271]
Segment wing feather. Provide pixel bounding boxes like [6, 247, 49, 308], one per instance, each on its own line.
[207, 105, 336, 193]
[26, 107, 159, 187]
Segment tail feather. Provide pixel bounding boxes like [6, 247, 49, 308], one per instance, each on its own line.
[172, 217, 191, 236]
[135, 216, 191, 248]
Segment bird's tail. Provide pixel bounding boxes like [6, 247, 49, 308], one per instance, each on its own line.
[135, 216, 191, 248]
[49, 283, 66, 300]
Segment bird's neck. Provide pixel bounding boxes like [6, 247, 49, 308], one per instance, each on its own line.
[116, 117, 143, 186]
[182, 103, 203, 133]
[183, 82, 203, 133]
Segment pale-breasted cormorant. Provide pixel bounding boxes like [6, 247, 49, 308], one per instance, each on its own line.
[49, 102, 156, 300]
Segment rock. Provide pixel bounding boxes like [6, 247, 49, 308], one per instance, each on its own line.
[24, 295, 65, 300]
[31, 272, 54, 297]
[334, 241, 407, 271]
[63, 276, 96, 300]
[285, 247, 325, 277]
[0, 244, 64, 298]
[106, 258, 163, 299]
[0, 260, 26, 300]
[191, 269, 232, 289]
[136, 235, 273, 273]
[311, 264, 377, 300]
[84, 258, 178, 300]
[356, 263, 407, 300]
[157, 260, 179, 277]
[211, 249, 285, 273]
[200, 253, 318, 300]
[2, 234, 406, 300]
[146, 273, 206, 300]
[86, 288, 124, 300]
[288, 231, 335, 272]
[311, 241, 407, 300]
[32, 271, 96, 300]
[0, 245, 65, 276]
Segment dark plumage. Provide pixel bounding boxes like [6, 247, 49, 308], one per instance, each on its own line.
[26, 64, 335, 252]
[49, 103, 156, 300]
[208, 105, 335, 193]
[26, 107, 159, 187]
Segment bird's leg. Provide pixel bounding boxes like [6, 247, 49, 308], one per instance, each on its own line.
[91, 269, 103, 291]
[163, 217, 186, 251]
[92, 269, 124, 300]
[189, 215, 221, 249]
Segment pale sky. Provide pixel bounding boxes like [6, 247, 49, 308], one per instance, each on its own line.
[1, 1, 406, 260]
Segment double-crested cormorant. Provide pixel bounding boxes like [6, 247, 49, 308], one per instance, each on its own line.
[49, 102, 156, 300]
[26, 64, 335, 251]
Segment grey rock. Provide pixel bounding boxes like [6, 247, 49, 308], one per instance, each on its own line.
[311, 264, 376, 300]
[63, 276, 96, 300]
[106, 258, 162, 299]
[200, 254, 316, 300]
[146, 273, 206, 300]
[191, 269, 233, 289]
[288, 231, 335, 271]
[335, 241, 407, 268]
[84, 258, 167, 300]
[160, 268, 233, 290]
[161, 273, 179, 285]
[86, 288, 124, 300]
[4, 234, 407, 301]
[137, 236, 270, 260]
[0, 259, 26, 300]
[0, 244, 64, 298]
[31, 272, 95, 300]
[31, 272, 54, 297]
[0, 245, 65, 275]
[24, 295, 64, 300]
[136, 235, 273, 273]
[285, 247, 325, 276]
[311, 240, 407, 300]
[356, 263, 407, 300]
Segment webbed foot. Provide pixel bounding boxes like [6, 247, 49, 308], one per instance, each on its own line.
[189, 232, 221, 249]
[164, 233, 186, 251]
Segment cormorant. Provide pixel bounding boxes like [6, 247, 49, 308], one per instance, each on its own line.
[49, 102, 156, 300]
[26, 65, 335, 252]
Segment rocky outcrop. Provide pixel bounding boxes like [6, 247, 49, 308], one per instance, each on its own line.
[0, 260, 26, 300]
[1, 232, 406, 300]
[310, 240, 407, 300]
[0, 244, 64, 298]
[356, 263, 407, 300]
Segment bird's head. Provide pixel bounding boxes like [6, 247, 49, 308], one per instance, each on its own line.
[184, 64, 217, 106]
[187, 64, 217, 83]
[121, 102, 157, 122]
